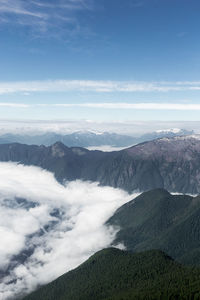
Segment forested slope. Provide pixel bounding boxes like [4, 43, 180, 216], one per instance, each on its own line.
[23, 248, 200, 300]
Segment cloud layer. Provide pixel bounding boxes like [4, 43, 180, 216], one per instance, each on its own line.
[2, 102, 200, 112]
[43, 102, 200, 110]
[1, 79, 200, 95]
[0, 162, 136, 300]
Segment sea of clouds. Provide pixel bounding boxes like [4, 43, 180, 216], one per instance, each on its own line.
[0, 162, 138, 300]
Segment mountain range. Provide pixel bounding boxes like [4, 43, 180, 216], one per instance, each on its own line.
[2, 133, 200, 299]
[0, 128, 193, 149]
[0, 134, 200, 194]
[0, 131, 134, 148]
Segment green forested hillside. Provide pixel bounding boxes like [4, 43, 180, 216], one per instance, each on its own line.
[23, 248, 200, 300]
[108, 189, 200, 265]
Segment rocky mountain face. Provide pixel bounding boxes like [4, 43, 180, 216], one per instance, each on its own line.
[120, 135, 200, 193]
[0, 142, 108, 182]
[0, 135, 200, 193]
[108, 189, 200, 265]
[91, 135, 200, 194]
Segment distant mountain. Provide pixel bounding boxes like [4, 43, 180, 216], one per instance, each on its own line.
[0, 135, 200, 193]
[22, 248, 200, 300]
[0, 128, 193, 149]
[0, 131, 136, 148]
[108, 189, 200, 265]
[135, 128, 194, 143]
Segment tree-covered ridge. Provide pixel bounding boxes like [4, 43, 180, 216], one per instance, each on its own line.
[23, 248, 200, 300]
[108, 189, 200, 265]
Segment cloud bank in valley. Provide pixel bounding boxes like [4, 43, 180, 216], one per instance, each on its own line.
[0, 162, 137, 300]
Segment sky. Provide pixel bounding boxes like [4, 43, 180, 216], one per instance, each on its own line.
[0, 0, 200, 123]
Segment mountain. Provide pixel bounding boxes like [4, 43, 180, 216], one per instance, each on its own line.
[108, 189, 200, 265]
[0, 128, 193, 149]
[135, 128, 194, 143]
[22, 248, 200, 300]
[0, 142, 108, 182]
[0, 135, 200, 193]
[0, 131, 136, 148]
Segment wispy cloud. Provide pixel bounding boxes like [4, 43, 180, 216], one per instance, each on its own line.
[130, 0, 145, 8]
[49, 102, 200, 110]
[0, 0, 93, 34]
[0, 0, 46, 18]
[0, 103, 29, 108]
[2, 102, 200, 111]
[1, 79, 200, 94]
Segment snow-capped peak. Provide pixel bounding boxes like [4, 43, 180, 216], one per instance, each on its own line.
[156, 128, 182, 134]
[160, 134, 200, 142]
[73, 130, 104, 135]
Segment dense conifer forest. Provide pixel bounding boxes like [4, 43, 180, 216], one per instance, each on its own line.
[23, 248, 200, 300]
[108, 189, 200, 265]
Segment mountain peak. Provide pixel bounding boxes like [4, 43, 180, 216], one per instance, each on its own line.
[156, 128, 182, 134]
[51, 142, 67, 157]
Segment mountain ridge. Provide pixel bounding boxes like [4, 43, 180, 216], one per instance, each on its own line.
[0, 128, 193, 149]
[108, 189, 200, 265]
[0, 135, 200, 193]
[22, 247, 200, 300]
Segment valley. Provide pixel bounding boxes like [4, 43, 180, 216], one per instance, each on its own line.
[0, 135, 200, 299]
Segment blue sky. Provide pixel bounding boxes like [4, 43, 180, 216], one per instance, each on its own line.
[0, 0, 200, 122]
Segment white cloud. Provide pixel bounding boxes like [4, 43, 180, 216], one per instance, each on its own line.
[0, 103, 29, 108]
[2, 102, 200, 111]
[50, 102, 200, 110]
[0, 162, 137, 300]
[1, 79, 200, 95]
[87, 145, 128, 152]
